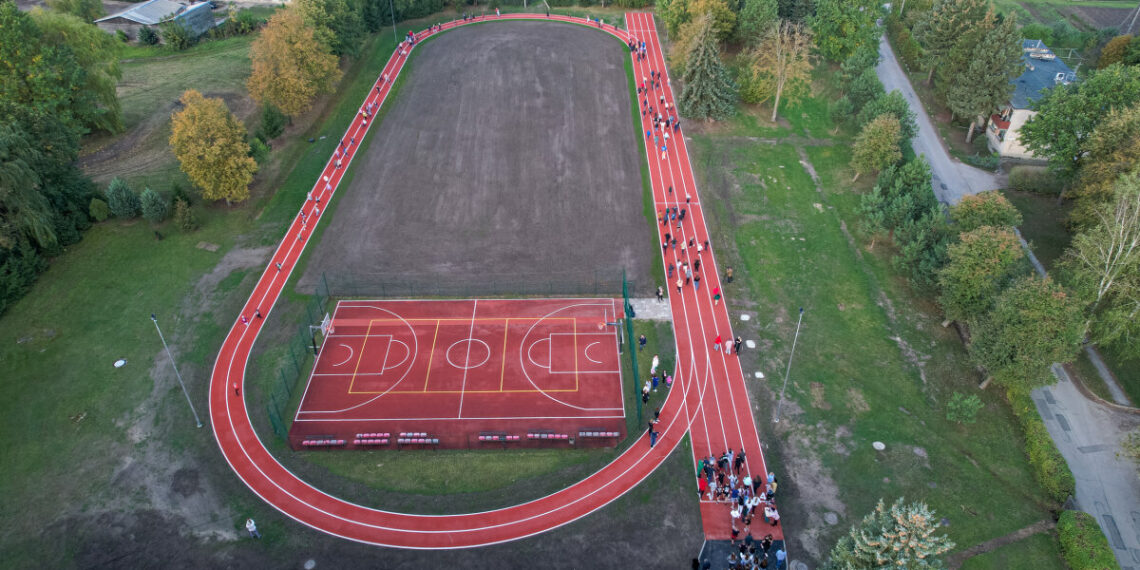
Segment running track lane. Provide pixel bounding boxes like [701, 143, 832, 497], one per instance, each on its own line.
[209, 12, 775, 548]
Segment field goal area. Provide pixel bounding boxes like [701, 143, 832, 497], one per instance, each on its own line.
[289, 298, 626, 449]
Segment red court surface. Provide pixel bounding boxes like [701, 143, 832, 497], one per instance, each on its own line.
[210, 13, 783, 551]
[289, 299, 625, 448]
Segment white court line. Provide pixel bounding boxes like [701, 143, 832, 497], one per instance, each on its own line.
[527, 337, 551, 369]
[331, 343, 355, 367]
[584, 341, 602, 364]
[294, 413, 625, 421]
[455, 299, 478, 418]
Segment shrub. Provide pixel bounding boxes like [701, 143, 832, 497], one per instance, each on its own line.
[88, 198, 111, 222]
[258, 103, 287, 140]
[140, 187, 168, 223]
[173, 198, 197, 232]
[138, 26, 159, 45]
[115, 29, 130, 43]
[249, 137, 270, 165]
[946, 391, 983, 424]
[160, 21, 194, 50]
[1021, 23, 1054, 45]
[105, 178, 140, 218]
[1007, 388, 1077, 503]
[1009, 165, 1065, 195]
[1058, 510, 1117, 570]
[0, 242, 48, 317]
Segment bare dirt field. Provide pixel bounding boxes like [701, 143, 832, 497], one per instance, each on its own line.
[1060, 5, 1134, 31]
[299, 21, 654, 296]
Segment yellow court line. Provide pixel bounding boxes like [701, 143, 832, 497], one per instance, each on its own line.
[573, 318, 580, 392]
[350, 388, 582, 395]
[422, 319, 441, 392]
[347, 320, 376, 394]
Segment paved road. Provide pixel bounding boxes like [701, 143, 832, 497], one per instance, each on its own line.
[1035, 367, 1140, 569]
[875, 33, 1002, 205]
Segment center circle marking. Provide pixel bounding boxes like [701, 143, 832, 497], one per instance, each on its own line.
[446, 338, 490, 370]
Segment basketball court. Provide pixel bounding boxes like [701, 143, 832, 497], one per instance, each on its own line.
[288, 298, 627, 448]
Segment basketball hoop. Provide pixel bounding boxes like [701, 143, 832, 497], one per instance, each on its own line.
[597, 322, 606, 331]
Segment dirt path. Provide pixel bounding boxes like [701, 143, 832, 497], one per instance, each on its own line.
[946, 518, 1056, 569]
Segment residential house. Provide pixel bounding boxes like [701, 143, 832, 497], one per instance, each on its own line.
[986, 40, 1076, 161]
[95, 0, 215, 41]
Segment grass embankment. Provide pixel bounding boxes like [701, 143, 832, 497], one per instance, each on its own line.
[689, 77, 1065, 566]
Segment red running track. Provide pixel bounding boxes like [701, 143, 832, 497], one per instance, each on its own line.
[209, 12, 779, 548]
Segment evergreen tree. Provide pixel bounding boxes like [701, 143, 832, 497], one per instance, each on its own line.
[679, 15, 738, 121]
[860, 156, 937, 241]
[140, 187, 168, 223]
[945, 10, 1023, 142]
[105, 178, 139, 219]
[893, 210, 953, 293]
[936, 7, 994, 100]
[826, 498, 954, 569]
[737, 0, 778, 45]
[857, 91, 918, 142]
[851, 114, 902, 181]
[915, 0, 987, 85]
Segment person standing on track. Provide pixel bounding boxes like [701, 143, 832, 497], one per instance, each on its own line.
[734, 336, 743, 355]
[713, 286, 721, 305]
[713, 334, 722, 352]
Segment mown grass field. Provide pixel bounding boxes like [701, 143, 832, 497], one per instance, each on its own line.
[689, 80, 1065, 566]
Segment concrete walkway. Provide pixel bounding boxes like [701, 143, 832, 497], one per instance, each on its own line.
[875, 33, 1002, 205]
[1035, 366, 1140, 569]
[628, 297, 673, 321]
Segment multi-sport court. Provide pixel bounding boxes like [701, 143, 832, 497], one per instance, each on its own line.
[289, 298, 627, 448]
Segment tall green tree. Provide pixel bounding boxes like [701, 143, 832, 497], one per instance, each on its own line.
[777, 0, 813, 21]
[30, 9, 123, 134]
[45, 0, 104, 22]
[1069, 105, 1140, 227]
[679, 15, 738, 121]
[914, 0, 987, 85]
[295, 0, 365, 57]
[951, 190, 1022, 232]
[825, 498, 954, 569]
[851, 114, 902, 181]
[1060, 172, 1140, 358]
[737, 0, 778, 44]
[945, 10, 1023, 142]
[860, 156, 937, 241]
[1099, 35, 1133, 69]
[969, 276, 1084, 390]
[857, 90, 918, 142]
[1021, 64, 1140, 178]
[659, 0, 693, 35]
[0, 124, 54, 249]
[894, 211, 954, 293]
[939, 225, 1027, 324]
[748, 19, 813, 121]
[936, 6, 994, 99]
[809, 0, 879, 62]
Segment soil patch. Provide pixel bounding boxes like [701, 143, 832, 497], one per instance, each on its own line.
[300, 22, 653, 295]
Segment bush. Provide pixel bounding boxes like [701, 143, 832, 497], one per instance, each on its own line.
[1007, 388, 1077, 503]
[258, 103, 287, 140]
[946, 391, 983, 424]
[249, 137, 270, 165]
[160, 21, 194, 50]
[1058, 510, 1117, 570]
[0, 241, 48, 317]
[1008, 165, 1065, 195]
[1021, 23, 1054, 45]
[964, 152, 1000, 171]
[173, 198, 197, 232]
[88, 198, 111, 222]
[140, 187, 169, 223]
[138, 26, 159, 45]
[105, 178, 140, 218]
[115, 29, 130, 43]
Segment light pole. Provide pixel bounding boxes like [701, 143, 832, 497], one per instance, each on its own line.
[151, 313, 203, 428]
[773, 307, 804, 423]
[388, 0, 397, 43]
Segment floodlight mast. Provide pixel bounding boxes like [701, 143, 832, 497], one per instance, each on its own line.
[151, 313, 203, 428]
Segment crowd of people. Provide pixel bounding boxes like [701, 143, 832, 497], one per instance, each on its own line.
[698, 452, 784, 565]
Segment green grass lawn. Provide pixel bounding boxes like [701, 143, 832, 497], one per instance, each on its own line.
[960, 531, 1066, 570]
[691, 90, 1063, 565]
[1004, 190, 1073, 271]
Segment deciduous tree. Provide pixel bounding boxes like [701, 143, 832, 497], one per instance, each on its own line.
[851, 114, 902, 181]
[950, 190, 1022, 232]
[748, 19, 813, 121]
[658, 0, 692, 36]
[969, 276, 1084, 390]
[1060, 173, 1140, 358]
[809, 0, 879, 62]
[939, 225, 1027, 324]
[294, 0, 364, 57]
[1021, 64, 1140, 178]
[1099, 35, 1133, 69]
[30, 9, 123, 134]
[825, 498, 954, 569]
[247, 7, 342, 117]
[1069, 105, 1140, 227]
[45, 0, 104, 22]
[679, 15, 738, 121]
[856, 90, 918, 142]
[169, 90, 258, 204]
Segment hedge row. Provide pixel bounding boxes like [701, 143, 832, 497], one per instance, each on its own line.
[1007, 388, 1077, 504]
[1058, 510, 1118, 570]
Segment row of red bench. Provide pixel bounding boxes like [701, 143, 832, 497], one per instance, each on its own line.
[302, 438, 346, 447]
[478, 434, 523, 442]
[578, 431, 621, 438]
[397, 437, 439, 445]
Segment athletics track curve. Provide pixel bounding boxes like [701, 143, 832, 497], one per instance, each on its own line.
[209, 12, 774, 548]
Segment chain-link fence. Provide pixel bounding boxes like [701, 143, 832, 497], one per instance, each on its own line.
[266, 280, 331, 440]
[321, 268, 635, 299]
